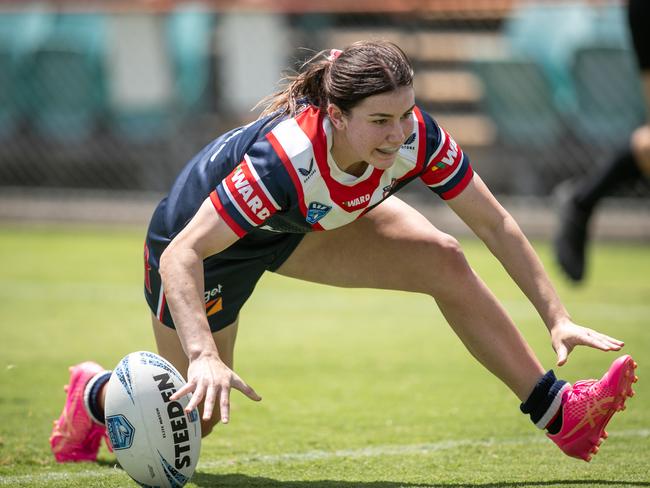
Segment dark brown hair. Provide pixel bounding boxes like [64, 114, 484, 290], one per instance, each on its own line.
[258, 40, 414, 117]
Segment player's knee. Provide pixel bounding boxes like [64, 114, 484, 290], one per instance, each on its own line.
[436, 234, 471, 276]
[631, 125, 650, 175]
[419, 232, 472, 294]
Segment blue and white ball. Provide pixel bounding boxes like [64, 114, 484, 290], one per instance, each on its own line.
[104, 351, 201, 487]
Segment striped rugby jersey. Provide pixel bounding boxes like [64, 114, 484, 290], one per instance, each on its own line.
[162, 104, 473, 240]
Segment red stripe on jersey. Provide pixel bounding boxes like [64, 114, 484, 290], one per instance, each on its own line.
[266, 131, 323, 230]
[209, 190, 247, 238]
[295, 106, 383, 213]
[400, 107, 428, 180]
[223, 163, 276, 226]
[420, 128, 464, 186]
[440, 165, 474, 200]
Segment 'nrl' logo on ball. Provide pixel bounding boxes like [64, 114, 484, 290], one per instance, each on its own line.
[106, 414, 135, 450]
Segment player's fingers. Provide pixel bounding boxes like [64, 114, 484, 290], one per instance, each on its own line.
[585, 329, 624, 346]
[598, 334, 624, 348]
[583, 332, 622, 351]
[591, 334, 619, 348]
[219, 385, 231, 424]
[606, 336, 625, 346]
[170, 380, 196, 401]
[556, 344, 569, 366]
[202, 384, 217, 421]
[184, 381, 206, 413]
[232, 376, 262, 401]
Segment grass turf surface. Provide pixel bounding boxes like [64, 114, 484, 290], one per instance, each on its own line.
[0, 224, 648, 487]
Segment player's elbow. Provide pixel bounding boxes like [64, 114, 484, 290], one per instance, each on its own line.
[159, 241, 199, 284]
[158, 246, 176, 285]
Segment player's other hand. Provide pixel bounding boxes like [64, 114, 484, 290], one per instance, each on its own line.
[550, 318, 624, 367]
[170, 353, 261, 423]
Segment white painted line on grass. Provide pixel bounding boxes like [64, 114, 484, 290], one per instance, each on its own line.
[2, 429, 648, 485]
[199, 428, 650, 468]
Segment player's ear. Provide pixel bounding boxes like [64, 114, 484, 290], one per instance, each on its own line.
[327, 103, 347, 130]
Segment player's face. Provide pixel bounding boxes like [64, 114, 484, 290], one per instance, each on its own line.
[329, 86, 415, 174]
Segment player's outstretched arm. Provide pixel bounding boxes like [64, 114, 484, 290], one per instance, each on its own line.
[445, 174, 624, 365]
[160, 197, 262, 422]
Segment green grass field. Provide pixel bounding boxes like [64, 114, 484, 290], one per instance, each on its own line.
[0, 224, 649, 487]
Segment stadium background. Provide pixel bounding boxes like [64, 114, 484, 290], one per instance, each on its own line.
[0, 0, 648, 238]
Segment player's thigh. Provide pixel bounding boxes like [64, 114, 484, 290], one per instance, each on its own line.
[275, 196, 470, 295]
[151, 313, 238, 375]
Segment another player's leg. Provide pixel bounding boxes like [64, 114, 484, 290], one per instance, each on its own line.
[276, 196, 637, 461]
[631, 125, 650, 175]
[554, 149, 642, 282]
[152, 313, 238, 437]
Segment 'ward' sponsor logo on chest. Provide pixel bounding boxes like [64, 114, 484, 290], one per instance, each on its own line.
[342, 193, 371, 208]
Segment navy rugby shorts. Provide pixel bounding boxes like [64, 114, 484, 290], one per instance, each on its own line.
[144, 199, 304, 332]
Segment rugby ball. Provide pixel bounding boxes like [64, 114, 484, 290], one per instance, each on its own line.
[104, 351, 201, 487]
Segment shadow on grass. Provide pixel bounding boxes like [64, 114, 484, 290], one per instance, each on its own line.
[192, 473, 650, 487]
[98, 460, 649, 487]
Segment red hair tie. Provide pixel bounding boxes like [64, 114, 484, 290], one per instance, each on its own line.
[328, 49, 343, 61]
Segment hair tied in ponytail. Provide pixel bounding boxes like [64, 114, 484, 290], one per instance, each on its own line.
[328, 49, 343, 62]
[257, 41, 413, 118]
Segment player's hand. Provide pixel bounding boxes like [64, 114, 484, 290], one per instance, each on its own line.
[170, 353, 261, 423]
[550, 318, 624, 367]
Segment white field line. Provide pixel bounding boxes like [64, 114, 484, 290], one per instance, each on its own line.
[199, 428, 650, 468]
[1, 429, 649, 485]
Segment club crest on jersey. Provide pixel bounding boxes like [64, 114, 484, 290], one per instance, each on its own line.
[306, 202, 331, 224]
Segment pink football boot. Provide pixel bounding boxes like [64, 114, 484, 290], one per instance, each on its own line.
[548, 355, 638, 461]
[50, 362, 107, 462]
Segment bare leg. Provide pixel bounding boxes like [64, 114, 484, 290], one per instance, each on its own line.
[276, 196, 544, 401]
[98, 313, 238, 437]
[151, 313, 238, 436]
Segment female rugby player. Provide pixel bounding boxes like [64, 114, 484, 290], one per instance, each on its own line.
[51, 41, 637, 464]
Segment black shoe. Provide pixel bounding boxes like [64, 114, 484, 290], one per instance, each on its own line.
[554, 195, 591, 283]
